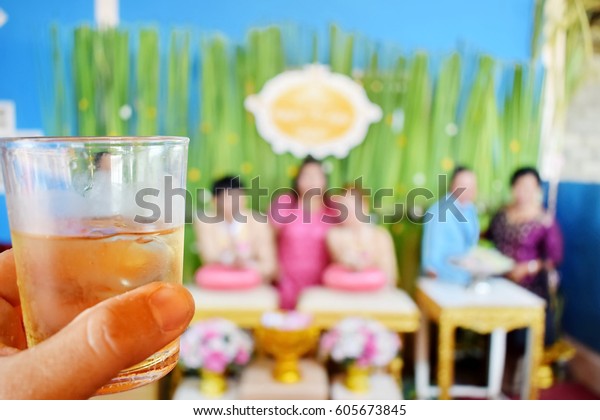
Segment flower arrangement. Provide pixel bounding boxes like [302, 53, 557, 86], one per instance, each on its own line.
[320, 317, 401, 368]
[179, 318, 253, 375]
[320, 317, 401, 393]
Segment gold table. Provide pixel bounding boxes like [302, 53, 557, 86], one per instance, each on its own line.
[415, 278, 545, 400]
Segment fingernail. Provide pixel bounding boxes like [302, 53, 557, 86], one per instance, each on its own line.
[149, 284, 192, 332]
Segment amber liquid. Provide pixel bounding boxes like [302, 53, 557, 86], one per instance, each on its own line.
[11, 220, 184, 395]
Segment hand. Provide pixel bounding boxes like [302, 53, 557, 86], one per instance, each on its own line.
[232, 253, 252, 269]
[507, 261, 534, 283]
[345, 253, 367, 271]
[548, 268, 560, 294]
[219, 249, 236, 266]
[0, 249, 195, 399]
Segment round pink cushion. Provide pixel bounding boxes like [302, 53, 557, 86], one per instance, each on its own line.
[323, 264, 387, 291]
[195, 264, 261, 290]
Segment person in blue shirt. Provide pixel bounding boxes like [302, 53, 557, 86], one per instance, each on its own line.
[421, 166, 479, 285]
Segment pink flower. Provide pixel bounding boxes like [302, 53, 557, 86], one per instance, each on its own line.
[179, 318, 254, 371]
[235, 349, 250, 365]
[204, 352, 229, 373]
[363, 333, 377, 359]
[203, 329, 219, 340]
[320, 331, 339, 353]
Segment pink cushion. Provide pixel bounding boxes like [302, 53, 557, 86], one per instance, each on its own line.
[323, 264, 387, 291]
[195, 264, 261, 290]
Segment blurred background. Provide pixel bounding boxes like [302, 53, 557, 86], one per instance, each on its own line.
[1, 0, 600, 397]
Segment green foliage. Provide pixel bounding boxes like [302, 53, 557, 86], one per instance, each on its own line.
[457, 56, 499, 210]
[72, 26, 130, 136]
[166, 30, 191, 137]
[136, 28, 160, 136]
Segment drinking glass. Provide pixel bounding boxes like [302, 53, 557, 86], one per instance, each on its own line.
[0, 136, 188, 395]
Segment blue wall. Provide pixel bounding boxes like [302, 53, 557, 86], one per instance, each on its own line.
[556, 183, 600, 353]
[0, 0, 535, 130]
[0, 1, 94, 131]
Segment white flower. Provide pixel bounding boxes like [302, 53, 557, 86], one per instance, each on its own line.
[372, 332, 399, 366]
[332, 335, 365, 361]
[445, 122, 458, 137]
[119, 104, 132, 120]
[337, 317, 362, 333]
[413, 172, 426, 186]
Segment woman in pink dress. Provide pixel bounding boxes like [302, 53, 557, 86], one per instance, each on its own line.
[269, 157, 338, 309]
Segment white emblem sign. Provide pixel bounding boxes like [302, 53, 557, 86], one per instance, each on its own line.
[245, 64, 382, 159]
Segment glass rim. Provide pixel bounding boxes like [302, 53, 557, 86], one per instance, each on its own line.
[0, 136, 189, 146]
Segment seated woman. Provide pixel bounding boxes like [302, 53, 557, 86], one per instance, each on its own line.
[487, 167, 563, 347]
[194, 176, 277, 290]
[323, 186, 398, 291]
[268, 157, 338, 309]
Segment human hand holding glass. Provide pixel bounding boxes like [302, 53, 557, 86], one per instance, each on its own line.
[0, 136, 191, 395]
[0, 249, 194, 399]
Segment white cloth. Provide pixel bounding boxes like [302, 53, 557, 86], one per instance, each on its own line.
[418, 277, 545, 309]
[298, 286, 418, 315]
[187, 284, 279, 311]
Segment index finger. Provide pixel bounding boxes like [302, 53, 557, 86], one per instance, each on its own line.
[0, 250, 19, 307]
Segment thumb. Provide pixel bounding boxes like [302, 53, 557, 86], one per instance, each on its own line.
[0, 282, 194, 399]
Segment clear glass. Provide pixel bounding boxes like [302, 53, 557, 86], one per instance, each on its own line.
[0, 136, 189, 395]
